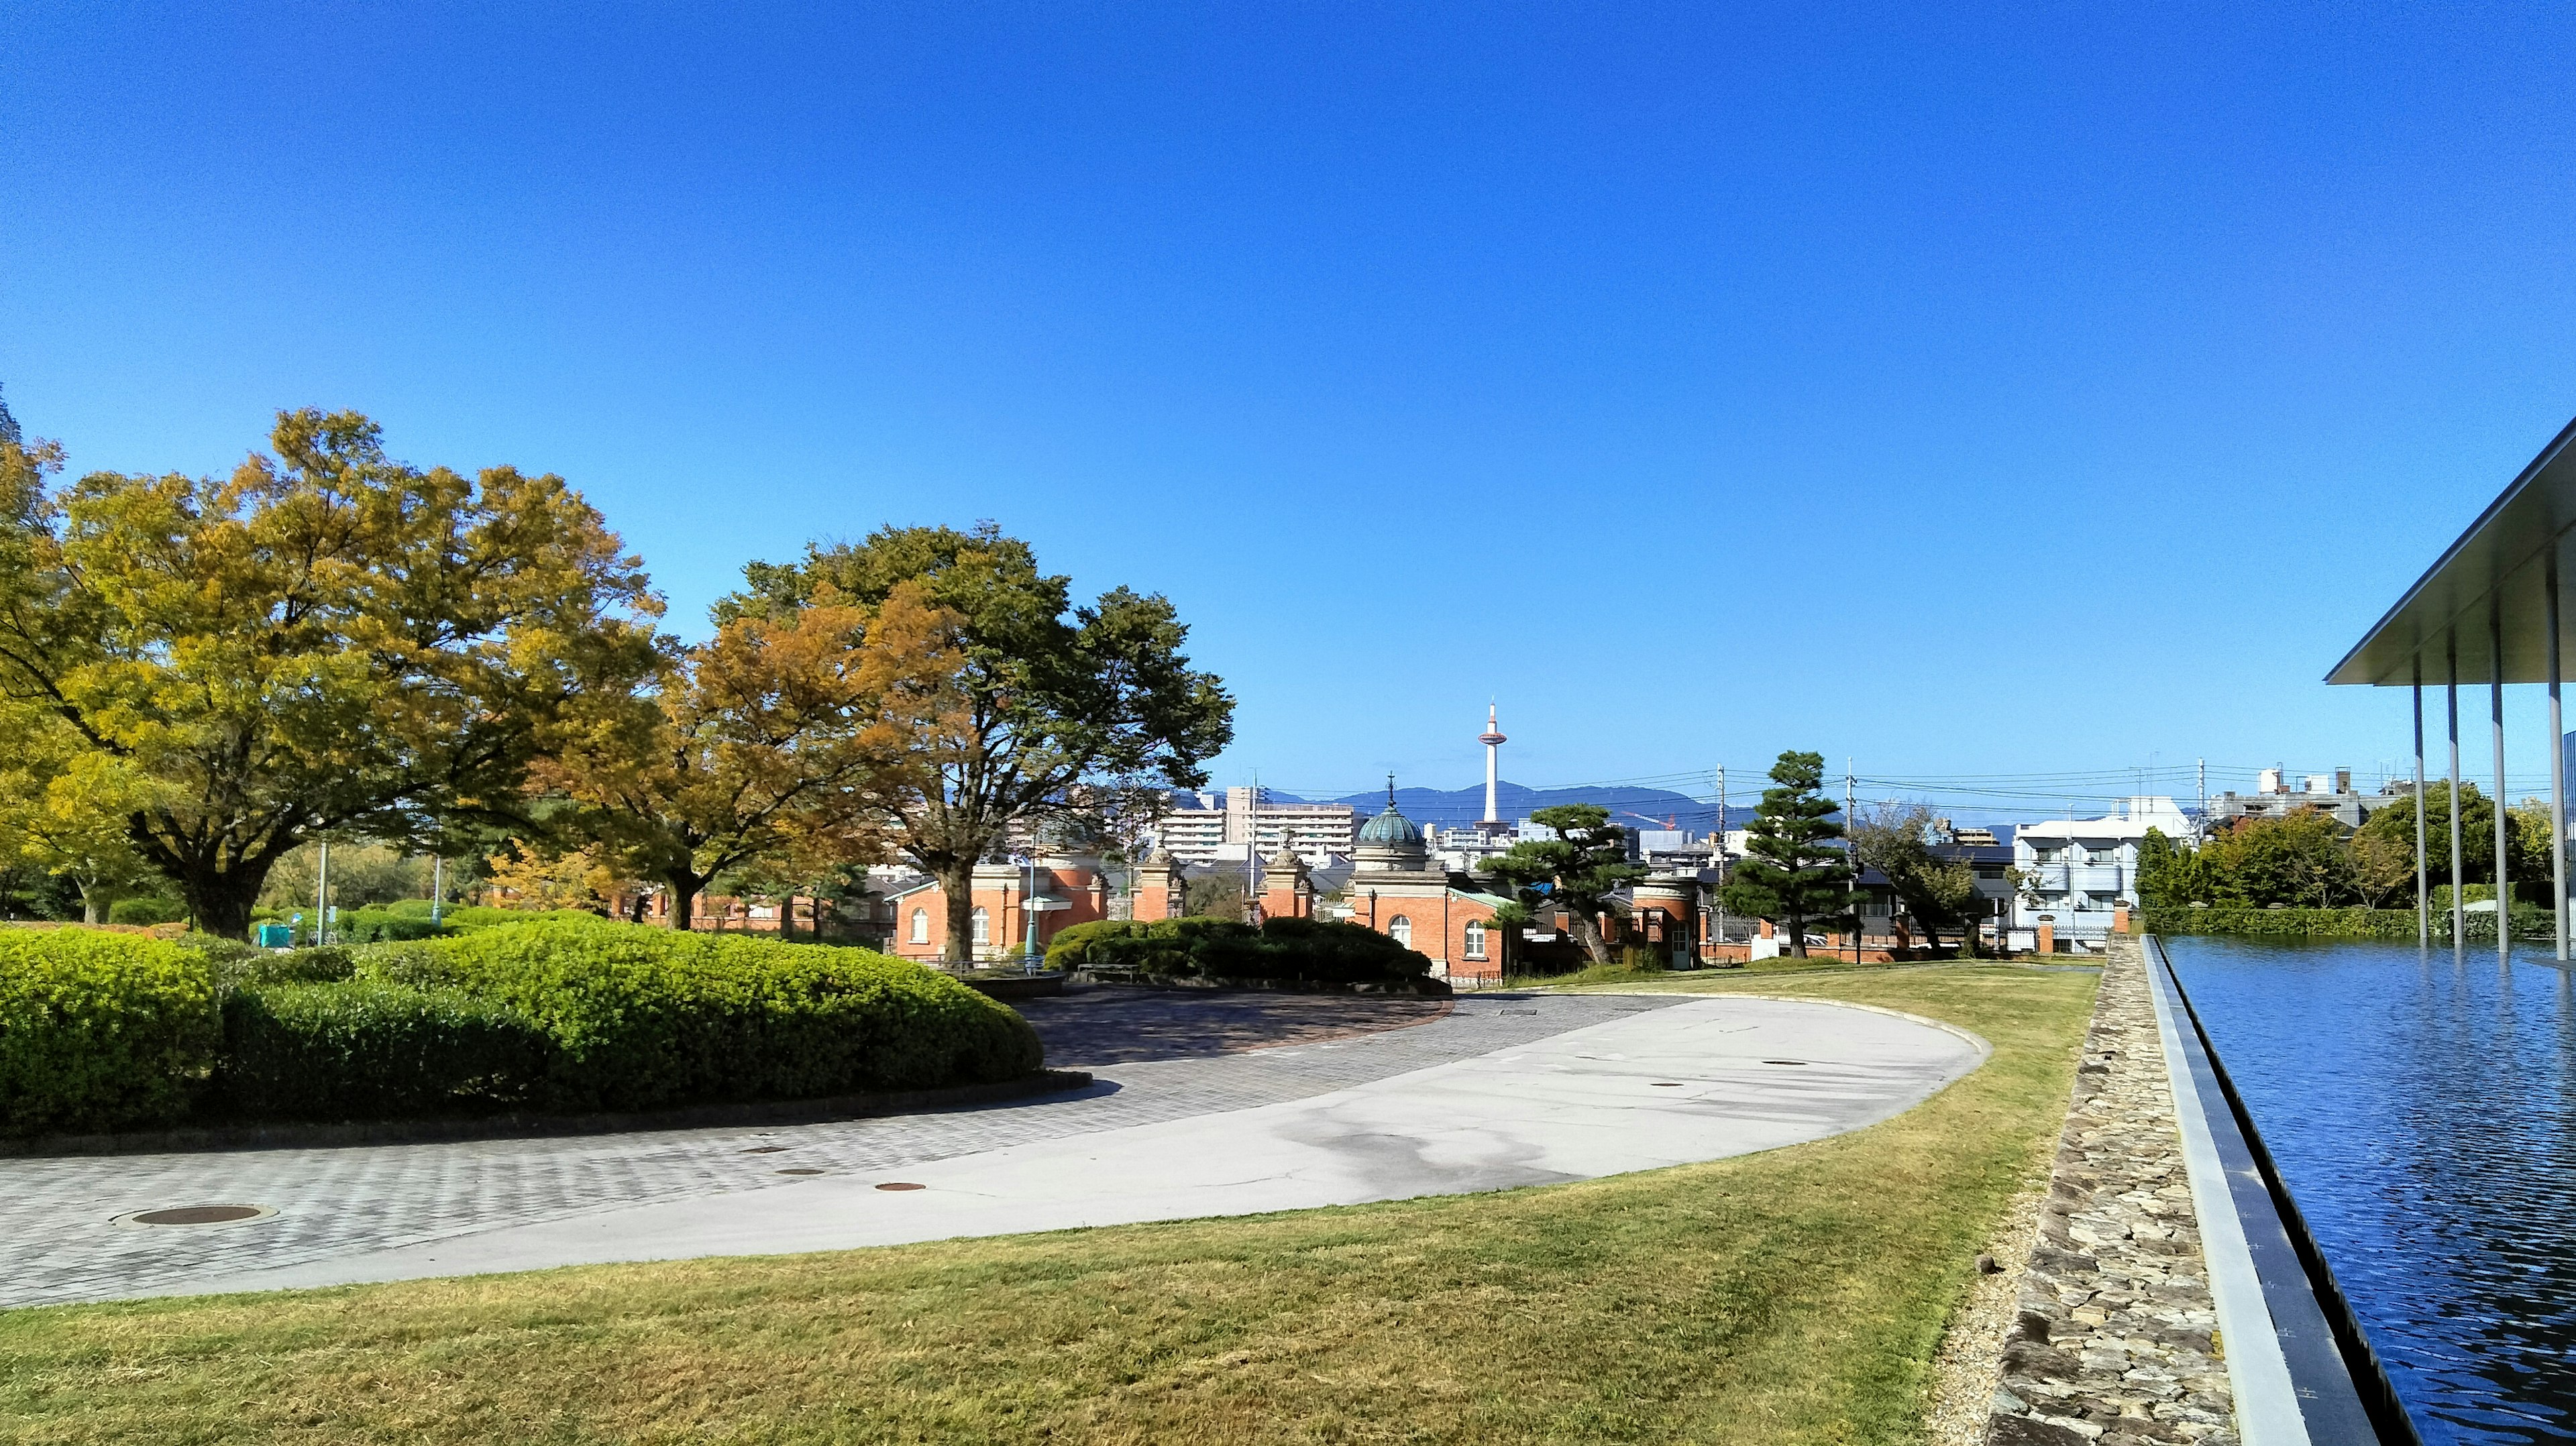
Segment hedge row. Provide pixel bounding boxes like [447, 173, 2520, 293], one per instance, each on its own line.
[0, 921, 1043, 1134]
[2141, 905, 2557, 941]
[1045, 916, 1435, 986]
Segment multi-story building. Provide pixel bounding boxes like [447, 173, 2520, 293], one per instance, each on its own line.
[2011, 796, 2193, 951]
[2203, 767, 2389, 831]
[1153, 787, 1356, 865]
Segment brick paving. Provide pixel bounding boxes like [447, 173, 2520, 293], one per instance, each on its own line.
[1, 991, 1672, 1309]
[1986, 937, 2237, 1445]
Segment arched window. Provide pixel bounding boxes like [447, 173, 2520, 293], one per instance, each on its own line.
[1463, 920, 1487, 960]
[1389, 915, 1412, 948]
[971, 906, 990, 946]
[909, 908, 929, 944]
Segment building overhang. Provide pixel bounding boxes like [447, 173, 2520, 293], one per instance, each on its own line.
[2328, 412, 2576, 686]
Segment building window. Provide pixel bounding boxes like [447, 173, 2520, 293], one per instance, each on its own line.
[1464, 920, 1487, 960]
[910, 908, 929, 944]
[1389, 915, 1412, 948]
[971, 907, 989, 946]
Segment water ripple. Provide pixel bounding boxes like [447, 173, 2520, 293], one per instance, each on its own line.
[2167, 936, 2576, 1445]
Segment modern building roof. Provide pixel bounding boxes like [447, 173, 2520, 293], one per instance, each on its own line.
[2328, 412, 2576, 686]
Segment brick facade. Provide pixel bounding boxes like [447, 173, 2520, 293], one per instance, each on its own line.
[886, 858, 1110, 964]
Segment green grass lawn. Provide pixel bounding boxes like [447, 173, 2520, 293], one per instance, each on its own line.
[0, 964, 2096, 1445]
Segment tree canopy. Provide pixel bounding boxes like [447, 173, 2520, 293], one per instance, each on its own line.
[1720, 750, 1855, 957]
[0, 411, 661, 936]
[723, 523, 1233, 961]
[1848, 802, 1978, 954]
[1477, 803, 1646, 966]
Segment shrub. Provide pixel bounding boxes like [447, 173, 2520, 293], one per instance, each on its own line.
[333, 907, 449, 944]
[215, 981, 546, 1120]
[381, 921, 1043, 1112]
[0, 929, 219, 1135]
[108, 897, 188, 927]
[1045, 916, 1433, 986]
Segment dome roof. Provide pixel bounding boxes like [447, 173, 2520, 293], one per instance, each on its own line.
[1358, 803, 1421, 846]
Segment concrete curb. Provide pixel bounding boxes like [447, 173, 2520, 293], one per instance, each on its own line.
[1, 1069, 1097, 1160]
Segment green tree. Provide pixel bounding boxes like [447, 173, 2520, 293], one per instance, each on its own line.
[2200, 809, 2351, 907]
[0, 702, 160, 924]
[721, 523, 1234, 964]
[2353, 781, 2502, 886]
[1477, 803, 1646, 966]
[1720, 750, 1856, 958]
[0, 412, 661, 937]
[1849, 802, 1976, 954]
[2136, 827, 2210, 908]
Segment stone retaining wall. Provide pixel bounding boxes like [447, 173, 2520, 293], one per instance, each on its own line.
[1986, 936, 2237, 1445]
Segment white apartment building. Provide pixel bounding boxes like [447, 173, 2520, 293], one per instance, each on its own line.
[2012, 796, 2194, 952]
[1152, 787, 1356, 864]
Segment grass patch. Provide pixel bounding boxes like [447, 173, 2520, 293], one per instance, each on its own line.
[0, 964, 2096, 1445]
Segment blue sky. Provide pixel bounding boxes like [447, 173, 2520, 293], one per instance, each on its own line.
[7, 3, 2576, 817]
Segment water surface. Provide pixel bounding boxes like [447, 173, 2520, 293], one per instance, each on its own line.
[2165, 936, 2576, 1444]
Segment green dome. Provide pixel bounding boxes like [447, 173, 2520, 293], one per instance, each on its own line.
[1358, 803, 1420, 846]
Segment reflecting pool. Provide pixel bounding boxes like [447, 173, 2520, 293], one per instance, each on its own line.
[2165, 936, 2576, 1444]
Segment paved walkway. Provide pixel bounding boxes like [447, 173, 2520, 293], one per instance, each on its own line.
[4, 991, 1985, 1306]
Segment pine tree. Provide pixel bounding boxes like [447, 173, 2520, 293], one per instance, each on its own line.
[1721, 750, 1856, 957]
[0, 382, 23, 448]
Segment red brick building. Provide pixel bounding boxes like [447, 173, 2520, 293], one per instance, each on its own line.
[1337, 791, 1510, 984]
[883, 854, 1111, 964]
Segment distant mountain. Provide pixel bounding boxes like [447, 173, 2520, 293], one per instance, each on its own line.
[1325, 781, 1717, 830]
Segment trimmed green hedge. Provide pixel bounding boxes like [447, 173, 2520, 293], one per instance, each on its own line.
[0, 930, 218, 1134]
[2143, 904, 2556, 941]
[3, 921, 1044, 1133]
[1046, 916, 1436, 986]
[216, 981, 545, 1119]
[371, 921, 1043, 1113]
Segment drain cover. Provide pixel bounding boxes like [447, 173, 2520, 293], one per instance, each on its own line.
[741, 1146, 786, 1154]
[1763, 1059, 1809, 1066]
[775, 1167, 824, 1176]
[121, 1205, 273, 1227]
[875, 1182, 925, 1192]
[1650, 1081, 1682, 1087]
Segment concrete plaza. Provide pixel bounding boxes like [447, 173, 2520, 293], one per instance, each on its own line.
[4, 989, 1985, 1307]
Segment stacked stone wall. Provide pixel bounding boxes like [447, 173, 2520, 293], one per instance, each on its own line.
[1985, 937, 2237, 1445]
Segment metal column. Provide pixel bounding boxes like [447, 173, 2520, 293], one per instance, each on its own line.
[2495, 603, 2512, 964]
[2414, 665, 2428, 949]
[2451, 644, 2465, 950]
[2555, 560, 2569, 962]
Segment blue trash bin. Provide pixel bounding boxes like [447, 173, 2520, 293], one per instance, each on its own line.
[255, 924, 294, 949]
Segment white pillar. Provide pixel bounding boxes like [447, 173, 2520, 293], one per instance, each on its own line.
[2413, 665, 2428, 949]
[2494, 604, 2511, 964]
[1479, 705, 1506, 825]
[2451, 645, 2465, 950]
[2553, 560, 2569, 962]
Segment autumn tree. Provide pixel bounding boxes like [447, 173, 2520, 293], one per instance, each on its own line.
[0, 411, 661, 936]
[722, 524, 1234, 964]
[1721, 750, 1856, 957]
[543, 585, 951, 930]
[1849, 802, 1978, 954]
[1477, 803, 1647, 966]
[0, 702, 160, 923]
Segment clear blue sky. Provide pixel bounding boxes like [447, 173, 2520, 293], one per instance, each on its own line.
[8, 3, 2576, 816]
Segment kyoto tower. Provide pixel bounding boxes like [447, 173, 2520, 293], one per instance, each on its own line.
[1479, 704, 1508, 831]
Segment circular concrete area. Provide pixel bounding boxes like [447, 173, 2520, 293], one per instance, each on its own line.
[153, 995, 1986, 1298]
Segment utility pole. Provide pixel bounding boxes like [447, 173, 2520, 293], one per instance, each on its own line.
[315, 838, 331, 947]
[1846, 761, 1858, 964]
[2196, 757, 2207, 842]
[1714, 765, 1727, 958]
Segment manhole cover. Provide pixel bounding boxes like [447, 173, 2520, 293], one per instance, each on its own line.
[1650, 1081, 1682, 1087]
[741, 1146, 786, 1154]
[875, 1182, 926, 1192]
[775, 1167, 825, 1176]
[119, 1205, 274, 1227]
[1763, 1059, 1809, 1066]
[1499, 1009, 1540, 1015]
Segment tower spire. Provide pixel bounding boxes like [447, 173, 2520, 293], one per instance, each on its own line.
[1478, 703, 1509, 828]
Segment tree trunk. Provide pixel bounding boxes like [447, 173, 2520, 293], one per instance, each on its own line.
[1784, 903, 1809, 958]
[939, 859, 978, 964]
[664, 870, 704, 932]
[180, 869, 264, 941]
[1568, 910, 1611, 967]
[79, 881, 105, 927]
